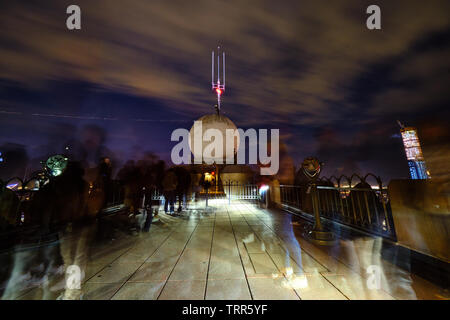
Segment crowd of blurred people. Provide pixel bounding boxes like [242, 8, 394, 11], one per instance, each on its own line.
[0, 155, 196, 299]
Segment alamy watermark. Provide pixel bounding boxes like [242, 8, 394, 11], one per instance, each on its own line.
[366, 5, 381, 30]
[366, 265, 382, 290]
[170, 121, 279, 175]
[65, 264, 81, 290]
[65, 4, 381, 31]
[66, 5, 81, 30]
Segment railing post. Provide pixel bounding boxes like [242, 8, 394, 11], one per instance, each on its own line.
[363, 191, 372, 226]
[265, 186, 269, 208]
[228, 182, 231, 205]
[308, 182, 336, 246]
[381, 189, 392, 234]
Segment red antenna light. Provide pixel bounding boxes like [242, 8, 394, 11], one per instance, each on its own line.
[212, 46, 225, 112]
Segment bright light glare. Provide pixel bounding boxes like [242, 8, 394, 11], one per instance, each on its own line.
[259, 184, 269, 194]
[288, 275, 309, 289]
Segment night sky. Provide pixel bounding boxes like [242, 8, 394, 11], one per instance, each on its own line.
[0, 1, 449, 183]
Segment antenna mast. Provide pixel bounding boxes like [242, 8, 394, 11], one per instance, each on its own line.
[212, 46, 225, 113]
[397, 120, 405, 129]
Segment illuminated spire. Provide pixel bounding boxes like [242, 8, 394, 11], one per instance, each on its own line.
[211, 46, 225, 113]
[399, 123, 430, 180]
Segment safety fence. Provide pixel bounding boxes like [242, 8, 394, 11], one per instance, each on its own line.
[279, 174, 396, 240]
[150, 182, 263, 205]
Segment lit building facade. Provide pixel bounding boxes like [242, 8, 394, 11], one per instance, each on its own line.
[400, 126, 430, 180]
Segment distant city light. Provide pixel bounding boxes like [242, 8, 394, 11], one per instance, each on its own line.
[52, 168, 62, 176]
[400, 126, 430, 180]
[6, 181, 21, 190]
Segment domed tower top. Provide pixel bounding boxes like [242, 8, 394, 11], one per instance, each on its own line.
[189, 113, 240, 164]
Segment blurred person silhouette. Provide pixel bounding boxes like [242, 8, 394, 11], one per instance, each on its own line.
[137, 158, 165, 231]
[327, 180, 415, 299]
[173, 166, 191, 213]
[0, 181, 23, 298]
[97, 157, 112, 207]
[1, 173, 63, 300]
[117, 160, 140, 216]
[1, 161, 96, 300]
[162, 169, 178, 215]
[0, 180, 21, 232]
[149, 160, 166, 217]
[49, 161, 95, 300]
[282, 214, 308, 290]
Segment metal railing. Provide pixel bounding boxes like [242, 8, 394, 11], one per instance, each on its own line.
[279, 174, 396, 240]
[150, 182, 262, 204]
[224, 182, 261, 201]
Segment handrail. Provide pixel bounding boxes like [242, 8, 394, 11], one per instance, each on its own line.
[277, 183, 396, 240]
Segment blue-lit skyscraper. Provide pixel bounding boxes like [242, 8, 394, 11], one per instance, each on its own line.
[399, 124, 430, 180]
